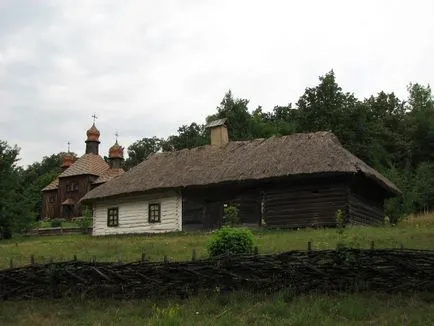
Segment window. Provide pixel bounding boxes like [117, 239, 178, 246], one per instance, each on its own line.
[107, 207, 119, 227]
[148, 203, 161, 223]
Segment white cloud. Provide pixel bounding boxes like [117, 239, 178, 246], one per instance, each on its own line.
[0, 0, 433, 166]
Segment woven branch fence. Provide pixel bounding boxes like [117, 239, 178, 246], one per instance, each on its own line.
[1, 248, 434, 301]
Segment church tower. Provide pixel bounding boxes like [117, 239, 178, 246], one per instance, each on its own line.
[85, 118, 100, 155]
[108, 135, 124, 169]
[61, 142, 74, 171]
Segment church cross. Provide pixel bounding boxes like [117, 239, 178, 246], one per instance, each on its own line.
[115, 131, 119, 142]
[92, 113, 98, 124]
[67, 141, 71, 152]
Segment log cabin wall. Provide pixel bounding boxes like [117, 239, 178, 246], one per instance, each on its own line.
[41, 190, 59, 219]
[182, 185, 262, 230]
[347, 175, 386, 225]
[262, 178, 348, 228]
[181, 174, 387, 230]
[58, 175, 98, 218]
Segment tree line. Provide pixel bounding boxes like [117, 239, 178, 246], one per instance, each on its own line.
[1, 70, 433, 237]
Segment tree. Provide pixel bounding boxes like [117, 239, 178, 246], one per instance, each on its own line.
[125, 137, 163, 169]
[20, 152, 77, 220]
[161, 123, 209, 152]
[296, 70, 375, 164]
[208, 90, 254, 141]
[0, 140, 32, 238]
[405, 83, 434, 166]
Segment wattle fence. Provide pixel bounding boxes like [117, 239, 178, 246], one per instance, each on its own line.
[1, 248, 434, 301]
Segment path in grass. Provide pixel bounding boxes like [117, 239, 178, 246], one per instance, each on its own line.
[2, 223, 434, 269]
[1, 292, 434, 326]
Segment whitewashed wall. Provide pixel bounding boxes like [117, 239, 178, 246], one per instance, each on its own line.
[92, 191, 182, 236]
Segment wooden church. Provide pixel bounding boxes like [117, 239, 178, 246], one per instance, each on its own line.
[41, 122, 125, 219]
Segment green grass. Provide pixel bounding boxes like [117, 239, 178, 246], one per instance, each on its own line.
[34, 220, 80, 229]
[2, 216, 434, 269]
[1, 292, 434, 325]
[2, 215, 434, 325]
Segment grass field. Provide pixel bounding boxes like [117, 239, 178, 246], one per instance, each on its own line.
[2, 215, 434, 269]
[1, 292, 434, 325]
[2, 214, 434, 325]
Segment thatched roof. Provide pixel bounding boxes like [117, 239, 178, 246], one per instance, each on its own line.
[81, 131, 400, 202]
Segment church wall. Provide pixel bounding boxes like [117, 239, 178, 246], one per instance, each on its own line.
[92, 190, 182, 236]
[41, 190, 59, 219]
[58, 175, 96, 218]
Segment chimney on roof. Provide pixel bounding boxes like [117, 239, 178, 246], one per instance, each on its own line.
[206, 118, 229, 147]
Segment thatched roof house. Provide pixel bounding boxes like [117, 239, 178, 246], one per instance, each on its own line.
[82, 120, 399, 236]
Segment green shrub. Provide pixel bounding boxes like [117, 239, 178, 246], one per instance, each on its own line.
[336, 209, 345, 235]
[207, 226, 255, 257]
[50, 219, 62, 228]
[77, 207, 93, 231]
[77, 217, 92, 230]
[0, 226, 12, 239]
[223, 205, 240, 226]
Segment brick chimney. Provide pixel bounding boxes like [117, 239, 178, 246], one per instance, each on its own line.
[206, 118, 229, 147]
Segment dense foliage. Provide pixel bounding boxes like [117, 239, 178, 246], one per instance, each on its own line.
[207, 226, 255, 257]
[3, 70, 434, 236]
[0, 141, 32, 238]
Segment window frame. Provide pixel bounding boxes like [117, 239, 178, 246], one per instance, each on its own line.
[107, 207, 119, 227]
[148, 203, 161, 223]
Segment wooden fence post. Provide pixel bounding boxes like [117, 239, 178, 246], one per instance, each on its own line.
[308, 241, 312, 251]
[254, 246, 259, 255]
[141, 253, 146, 262]
[370, 241, 375, 250]
[73, 255, 77, 261]
[9, 259, 13, 269]
[192, 249, 197, 261]
[163, 255, 168, 263]
[30, 255, 35, 265]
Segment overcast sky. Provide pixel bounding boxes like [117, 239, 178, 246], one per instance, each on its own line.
[1, 0, 433, 166]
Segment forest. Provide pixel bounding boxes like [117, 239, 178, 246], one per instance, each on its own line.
[1, 70, 434, 236]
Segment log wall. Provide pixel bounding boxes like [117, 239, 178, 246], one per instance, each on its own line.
[58, 175, 97, 218]
[348, 175, 386, 225]
[182, 187, 262, 230]
[41, 190, 59, 219]
[263, 181, 348, 227]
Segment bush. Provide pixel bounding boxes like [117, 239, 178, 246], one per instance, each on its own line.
[207, 226, 255, 257]
[223, 205, 240, 226]
[0, 226, 12, 239]
[77, 206, 93, 231]
[50, 219, 62, 228]
[77, 216, 92, 230]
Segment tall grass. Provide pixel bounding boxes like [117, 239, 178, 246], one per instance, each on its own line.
[400, 212, 434, 227]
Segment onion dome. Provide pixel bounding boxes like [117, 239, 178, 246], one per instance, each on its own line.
[61, 152, 74, 169]
[109, 140, 124, 159]
[86, 123, 100, 142]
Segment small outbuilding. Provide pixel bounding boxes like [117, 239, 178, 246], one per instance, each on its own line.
[81, 119, 400, 236]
